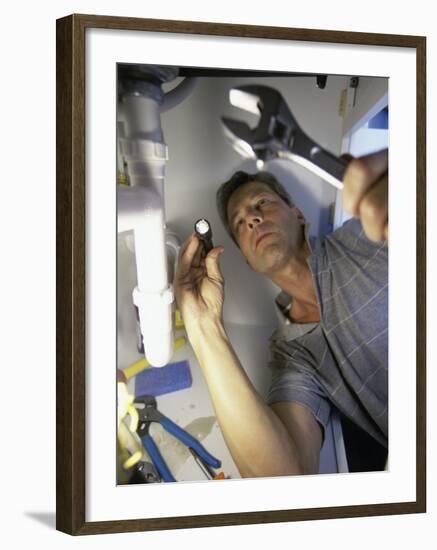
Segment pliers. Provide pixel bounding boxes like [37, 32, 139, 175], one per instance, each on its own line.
[134, 395, 221, 482]
[221, 84, 348, 189]
[129, 458, 162, 484]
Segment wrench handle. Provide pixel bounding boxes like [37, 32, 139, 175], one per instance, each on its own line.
[309, 146, 349, 184]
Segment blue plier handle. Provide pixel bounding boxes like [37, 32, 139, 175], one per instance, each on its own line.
[140, 432, 175, 482]
[135, 396, 221, 483]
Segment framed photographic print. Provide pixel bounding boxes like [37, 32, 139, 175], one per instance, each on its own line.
[56, 13, 426, 535]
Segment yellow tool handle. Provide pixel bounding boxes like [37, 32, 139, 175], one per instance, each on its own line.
[118, 420, 143, 469]
[175, 309, 185, 329]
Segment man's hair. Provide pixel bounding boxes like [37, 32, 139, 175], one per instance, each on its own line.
[216, 170, 294, 243]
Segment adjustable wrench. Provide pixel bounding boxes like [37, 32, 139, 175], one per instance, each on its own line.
[222, 84, 348, 190]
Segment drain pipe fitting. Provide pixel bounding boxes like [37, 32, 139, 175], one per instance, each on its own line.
[117, 66, 178, 367]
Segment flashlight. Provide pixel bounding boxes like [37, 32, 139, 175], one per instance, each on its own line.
[194, 218, 214, 254]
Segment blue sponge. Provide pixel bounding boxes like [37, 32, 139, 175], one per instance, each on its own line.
[134, 360, 192, 397]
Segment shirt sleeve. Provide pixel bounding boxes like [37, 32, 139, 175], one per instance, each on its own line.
[267, 350, 331, 437]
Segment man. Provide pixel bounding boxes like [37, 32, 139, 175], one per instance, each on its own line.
[174, 150, 388, 477]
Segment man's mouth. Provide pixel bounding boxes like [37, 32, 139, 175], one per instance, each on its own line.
[255, 232, 274, 248]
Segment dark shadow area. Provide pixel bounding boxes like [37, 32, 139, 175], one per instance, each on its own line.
[25, 512, 56, 529]
[340, 414, 388, 472]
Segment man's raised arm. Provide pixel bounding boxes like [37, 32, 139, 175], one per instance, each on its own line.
[174, 234, 322, 477]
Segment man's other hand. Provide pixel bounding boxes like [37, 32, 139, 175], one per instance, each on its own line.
[342, 149, 388, 242]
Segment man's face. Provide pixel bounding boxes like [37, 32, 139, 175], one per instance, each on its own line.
[227, 181, 306, 274]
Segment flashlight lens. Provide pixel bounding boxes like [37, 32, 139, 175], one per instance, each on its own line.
[195, 219, 210, 235]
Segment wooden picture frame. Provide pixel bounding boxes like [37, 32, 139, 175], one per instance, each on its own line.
[56, 13, 426, 535]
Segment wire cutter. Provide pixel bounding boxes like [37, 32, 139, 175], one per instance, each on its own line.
[221, 84, 349, 190]
[134, 395, 221, 482]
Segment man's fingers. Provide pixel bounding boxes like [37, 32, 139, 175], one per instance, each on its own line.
[193, 237, 205, 266]
[205, 247, 224, 283]
[343, 149, 388, 217]
[179, 232, 195, 256]
[358, 175, 388, 242]
[177, 234, 201, 276]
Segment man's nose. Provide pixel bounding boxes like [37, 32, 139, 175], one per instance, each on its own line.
[247, 208, 263, 229]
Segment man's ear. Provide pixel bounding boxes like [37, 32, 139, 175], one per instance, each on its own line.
[291, 205, 306, 225]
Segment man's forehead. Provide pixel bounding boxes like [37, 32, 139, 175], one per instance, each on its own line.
[227, 181, 274, 216]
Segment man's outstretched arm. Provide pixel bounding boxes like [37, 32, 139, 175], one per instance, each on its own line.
[174, 234, 322, 477]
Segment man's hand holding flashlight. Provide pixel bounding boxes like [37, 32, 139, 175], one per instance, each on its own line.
[174, 233, 225, 335]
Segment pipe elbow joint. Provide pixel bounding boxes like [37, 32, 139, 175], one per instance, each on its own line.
[133, 286, 174, 367]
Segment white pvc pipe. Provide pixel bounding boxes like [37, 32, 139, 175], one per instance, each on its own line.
[117, 77, 197, 367]
[118, 184, 174, 367]
[133, 214, 174, 367]
[161, 77, 198, 112]
[117, 92, 174, 367]
[121, 95, 164, 141]
[117, 184, 156, 233]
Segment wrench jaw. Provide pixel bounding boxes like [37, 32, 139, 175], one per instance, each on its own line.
[221, 114, 288, 166]
[221, 117, 257, 160]
[222, 85, 271, 164]
[221, 84, 347, 188]
[229, 88, 262, 116]
[221, 115, 286, 166]
[222, 84, 302, 166]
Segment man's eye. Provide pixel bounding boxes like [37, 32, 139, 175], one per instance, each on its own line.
[257, 198, 267, 206]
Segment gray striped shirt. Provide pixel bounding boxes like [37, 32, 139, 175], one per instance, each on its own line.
[267, 218, 388, 447]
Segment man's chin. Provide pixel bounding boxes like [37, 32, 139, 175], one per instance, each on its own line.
[251, 247, 288, 274]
